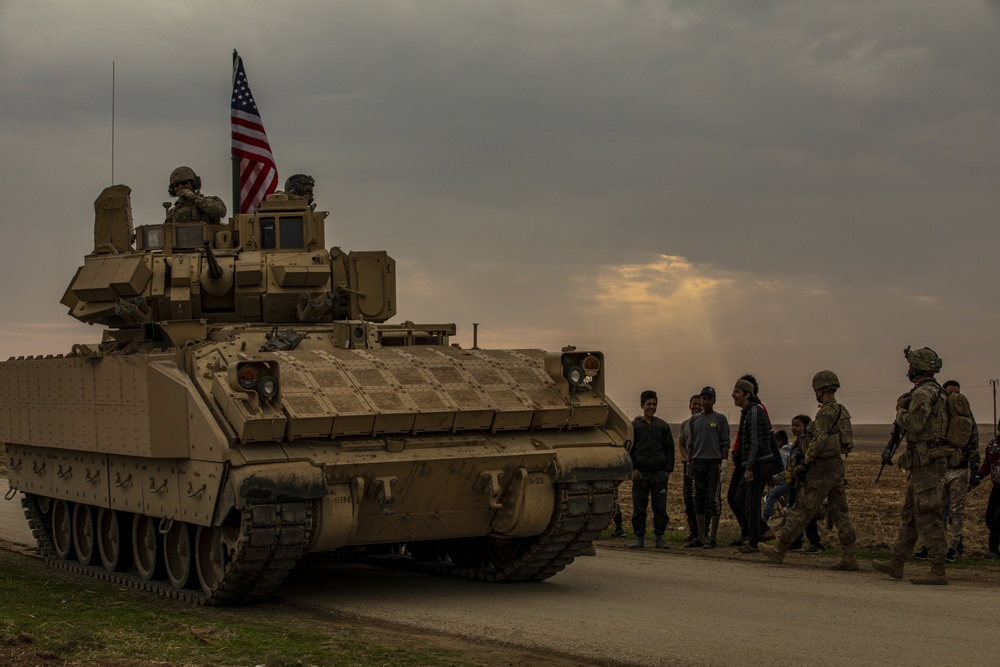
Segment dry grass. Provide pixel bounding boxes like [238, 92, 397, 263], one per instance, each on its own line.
[618, 424, 995, 554]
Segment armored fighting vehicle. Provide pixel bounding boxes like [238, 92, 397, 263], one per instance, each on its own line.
[1, 184, 631, 604]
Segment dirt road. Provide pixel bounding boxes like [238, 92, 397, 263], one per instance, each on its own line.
[2, 477, 995, 667]
[281, 546, 997, 667]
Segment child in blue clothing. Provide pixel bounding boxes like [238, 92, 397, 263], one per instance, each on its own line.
[762, 430, 791, 523]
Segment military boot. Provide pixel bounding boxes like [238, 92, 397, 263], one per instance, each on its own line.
[629, 536, 645, 549]
[830, 544, 859, 571]
[910, 561, 948, 585]
[872, 556, 905, 580]
[758, 539, 791, 564]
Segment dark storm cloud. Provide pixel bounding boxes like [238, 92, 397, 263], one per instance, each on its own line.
[1, 0, 999, 420]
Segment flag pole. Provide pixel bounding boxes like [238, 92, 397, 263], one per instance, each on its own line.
[231, 49, 240, 215]
[111, 61, 115, 185]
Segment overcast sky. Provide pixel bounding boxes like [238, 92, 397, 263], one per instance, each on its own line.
[2, 1, 999, 424]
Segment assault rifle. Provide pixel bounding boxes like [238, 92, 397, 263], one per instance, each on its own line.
[875, 424, 902, 484]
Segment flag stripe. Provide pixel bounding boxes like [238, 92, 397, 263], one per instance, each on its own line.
[231, 53, 277, 213]
[230, 122, 270, 144]
[232, 136, 273, 155]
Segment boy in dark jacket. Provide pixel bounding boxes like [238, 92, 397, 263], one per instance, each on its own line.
[630, 390, 675, 549]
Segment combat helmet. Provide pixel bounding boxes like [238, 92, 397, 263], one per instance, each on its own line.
[285, 174, 315, 203]
[905, 346, 943, 374]
[812, 370, 840, 392]
[168, 166, 201, 196]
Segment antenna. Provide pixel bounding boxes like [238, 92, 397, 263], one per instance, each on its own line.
[111, 61, 115, 184]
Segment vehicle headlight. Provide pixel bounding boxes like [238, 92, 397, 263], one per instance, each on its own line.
[257, 375, 279, 399]
[231, 361, 280, 400]
[565, 364, 585, 387]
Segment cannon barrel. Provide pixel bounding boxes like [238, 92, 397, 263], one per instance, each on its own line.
[201, 240, 224, 280]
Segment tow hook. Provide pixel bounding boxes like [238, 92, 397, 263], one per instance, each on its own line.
[478, 470, 505, 509]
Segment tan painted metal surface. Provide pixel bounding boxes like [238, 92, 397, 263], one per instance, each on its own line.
[0, 186, 631, 604]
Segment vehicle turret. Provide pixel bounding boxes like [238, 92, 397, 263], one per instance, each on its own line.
[61, 186, 396, 339]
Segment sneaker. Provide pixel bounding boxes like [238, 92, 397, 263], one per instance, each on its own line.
[805, 544, 825, 554]
[729, 536, 748, 547]
[946, 548, 957, 563]
[655, 536, 670, 549]
[736, 544, 759, 554]
[683, 533, 698, 545]
[611, 528, 627, 538]
[685, 538, 704, 548]
[703, 540, 717, 549]
[913, 547, 929, 560]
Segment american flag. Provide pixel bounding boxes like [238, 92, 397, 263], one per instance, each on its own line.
[231, 52, 277, 213]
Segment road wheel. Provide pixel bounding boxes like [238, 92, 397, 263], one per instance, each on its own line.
[97, 508, 132, 572]
[51, 499, 73, 559]
[195, 511, 240, 596]
[164, 521, 194, 589]
[132, 514, 164, 581]
[71, 503, 97, 565]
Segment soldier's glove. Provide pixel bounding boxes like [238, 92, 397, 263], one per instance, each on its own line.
[793, 464, 809, 479]
[880, 447, 894, 467]
[175, 188, 196, 201]
[895, 393, 910, 411]
[969, 473, 981, 489]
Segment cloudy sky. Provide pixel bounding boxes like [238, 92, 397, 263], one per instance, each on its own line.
[2, 0, 999, 424]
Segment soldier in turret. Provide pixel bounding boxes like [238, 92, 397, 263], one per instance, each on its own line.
[164, 166, 227, 223]
[284, 173, 315, 205]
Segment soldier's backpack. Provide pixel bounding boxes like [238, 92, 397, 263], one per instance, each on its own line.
[937, 389, 974, 448]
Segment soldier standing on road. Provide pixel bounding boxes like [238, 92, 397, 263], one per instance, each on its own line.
[913, 379, 980, 562]
[758, 371, 858, 570]
[629, 390, 675, 549]
[164, 166, 227, 223]
[873, 347, 952, 585]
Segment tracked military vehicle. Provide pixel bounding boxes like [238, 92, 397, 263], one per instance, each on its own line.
[2, 184, 631, 604]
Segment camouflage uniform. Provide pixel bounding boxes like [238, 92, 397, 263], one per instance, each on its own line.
[941, 421, 979, 551]
[940, 467, 968, 550]
[165, 190, 227, 223]
[890, 378, 952, 565]
[778, 399, 856, 547]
